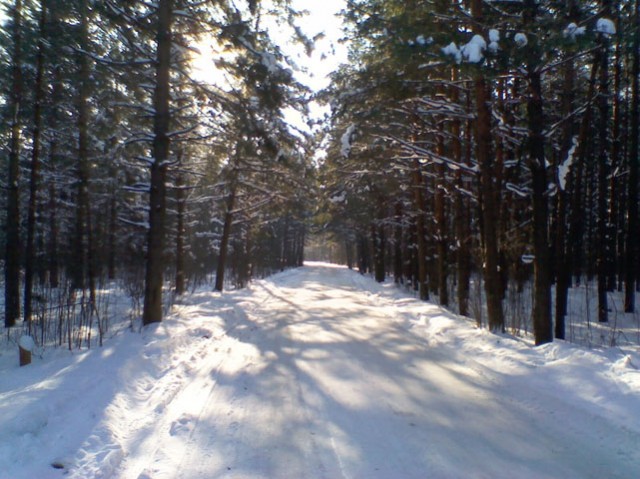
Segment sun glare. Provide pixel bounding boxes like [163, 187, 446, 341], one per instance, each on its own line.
[190, 39, 232, 88]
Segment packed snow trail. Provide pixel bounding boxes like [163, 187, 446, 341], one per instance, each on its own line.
[1, 263, 639, 478]
[114, 264, 638, 479]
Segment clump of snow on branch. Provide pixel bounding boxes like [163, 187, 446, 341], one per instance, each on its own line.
[563, 23, 586, 40]
[521, 254, 535, 264]
[461, 34, 486, 63]
[408, 35, 433, 47]
[260, 51, 279, 75]
[488, 29, 500, 53]
[442, 42, 462, 64]
[330, 191, 346, 204]
[596, 18, 616, 36]
[558, 137, 578, 191]
[514, 33, 528, 48]
[341, 124, 356, 158]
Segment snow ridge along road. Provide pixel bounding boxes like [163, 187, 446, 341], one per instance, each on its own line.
[1, 263, 639, 478]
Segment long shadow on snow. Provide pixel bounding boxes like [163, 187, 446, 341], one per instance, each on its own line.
[172, 267, 608, 479]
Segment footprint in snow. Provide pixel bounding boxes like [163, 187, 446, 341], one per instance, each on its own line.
[169, 415, 195, 436]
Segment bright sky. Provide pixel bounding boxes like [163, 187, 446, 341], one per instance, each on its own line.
[0, 2, 347, 92]
[188, 0, 348, 133]
[287, 0, 349, 92]
[191, 0, 348, 90]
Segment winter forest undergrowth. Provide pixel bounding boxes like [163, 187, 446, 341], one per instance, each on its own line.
[2, 0, 640, 476]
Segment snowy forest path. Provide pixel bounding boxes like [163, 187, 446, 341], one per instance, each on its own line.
[111, 263, 639, 479]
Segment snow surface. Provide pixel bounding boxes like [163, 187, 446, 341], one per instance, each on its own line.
[18, 335, 35, 352]
[1, 263, 639, 478]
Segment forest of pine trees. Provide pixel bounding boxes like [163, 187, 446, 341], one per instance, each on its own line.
[0, 0, 311, 346]
[320, 0, 640, 345]
[2, 0, 640, 349]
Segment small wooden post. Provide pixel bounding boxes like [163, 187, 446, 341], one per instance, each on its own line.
[19, 335, 35, 367]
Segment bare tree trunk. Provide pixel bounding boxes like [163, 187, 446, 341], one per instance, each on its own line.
[214, 182, 237, 292]
[596, 12, 612, 323]
[24, 0, 48, 326]
[174, 167, 186, 295]
[471, 0, 503, 332]
[608, 21, 623, 292]
[143, 0, 173, 325]
[625, 0, 640, 312]
[48, 183, 59, 288]
[4, 0, 23, 328]
[554, 56, 576, 340]
[524, 0, 552, 345]
[435, 134, 448, 306]
[73, 0, 97, 310]
[373, 193, 386, 283]
[393, 201, 403, 284]
[412, 160, 429, 300]
[455, 83, 471, 316]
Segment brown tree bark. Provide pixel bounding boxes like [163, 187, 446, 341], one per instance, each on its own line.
[373, 193, 386, 283]
[4, 0, 23, 328]
[624, 0, 640, 312]
[412, 159, 429, 300]
[214, 181, 237, 292]
[596, 7, 612, 323]
[393, 201, 403, 284]
[455, 83, 472, 317]
[435, 134, 448, 306]
[471, 0, 504, 332]
[24, 0, 48, 326]
[524, 0, 552, 345]
[174, 166, 186, 296]
[143, 0, 173, 325]
[554, 53, 576, 340]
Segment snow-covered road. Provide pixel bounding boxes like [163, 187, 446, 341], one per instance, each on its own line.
[2, 263, 639, 478]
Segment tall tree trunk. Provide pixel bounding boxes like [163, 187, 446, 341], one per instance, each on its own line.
[345, 239, 354, 269]
[4, 0, 23, 328]
[608, 22, 623, 292]
[24, 0, 48, 326]
[280, 215, 290, 271]
[107, 191, 117, 280]
[393, 201, 403, 284]
[143, 0, 173, 325]
[455, 82, 471, 317]
[554, 0, 581, 339]
[74, 0, 97, 309]
[596, 12, 612, 323]
[45, 3, 63, 289]
[524, 0, 552, 345]
[106, 137, 119, 281]
[471, 0, 503, 332]
[624, 0, 640, 312]
[174, 167, 186, 295]
[435, 135, 448, 306]
[568, 52, 601, 288]
[373, 193, 385, 283]
[48, 182, 59, 288]
[214, 182, 236, 292]
[412, 160, 429, 300]
[554, 52, 576, 340]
